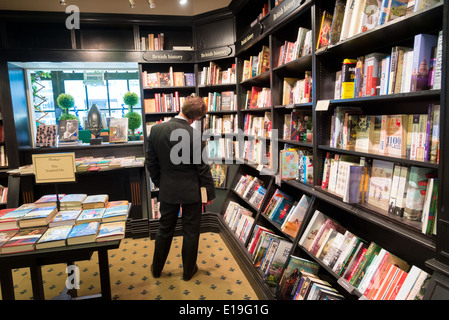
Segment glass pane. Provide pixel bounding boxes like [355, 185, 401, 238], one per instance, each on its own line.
[108, 79, 129, 111]
[129, 79, 141, 111]
[85, 81, 108, 111]
[64, 80, 87, 110]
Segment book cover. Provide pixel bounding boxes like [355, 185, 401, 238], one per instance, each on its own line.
[36, 225, 72, 249]
[278, 255, 319, 300]
[280, 149, 299, 180]
[264, 239, 293, 286]
[298, 210, 327, 249]
[316, 10, 333, 50]
[109, 117, 129, 143]
[404, 166, 435, 221]
[67, 222, 100, 244]
[341, 59, 357, 99]
[385, 114, 409, 157]
[386, 0, 410, 23]
[281, 194, 311, 238]
[36, 124, 57, 147]
[49, 210, 82, 227]
[2, 227, 47, 254]
[359, 0, 382, 33]
[77, 208, 106, 223]
[330, 0, 346, 45]
[58, 119, 79, 142]
[367, 159, 395, 211]
[96, 221, 126, 242]
[355, 115, 371, 153]
[410, 33, 438, 92]
[0, 230, 18, 252]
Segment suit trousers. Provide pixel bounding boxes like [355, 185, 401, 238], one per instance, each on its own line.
[152, 201, 202, 276]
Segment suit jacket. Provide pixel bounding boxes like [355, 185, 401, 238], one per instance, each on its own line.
[145, 117, 216, 204]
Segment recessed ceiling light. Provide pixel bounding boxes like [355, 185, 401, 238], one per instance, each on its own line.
[60, 0, 67, 5]
[129, 0, 136, 8]
[180, 0, 187, 5]
[148, 0, 156, 8]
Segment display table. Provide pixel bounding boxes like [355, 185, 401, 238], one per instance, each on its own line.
[0, 240, 121, 300]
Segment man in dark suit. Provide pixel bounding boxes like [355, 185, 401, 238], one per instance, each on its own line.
[145, 96, 215, 281]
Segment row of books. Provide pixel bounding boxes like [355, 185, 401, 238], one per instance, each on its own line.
[282, 73, 312, 105]
[278, 255, 343, 300]
[198, 62, 236, 86]
[223, 201, 255, 244]
[335, 32, 442, 100]
[234, 174, 267, 210]
[264, 190, 312, 239]
[330, 105, 440, 163]
[247, 224, 292, 286]
[140, 32, 164, 51]
[144, 92, 187, 113]
[145, 117, 172, 134]
[206, 138, 237, 160]
[142, 69, 195, 88]
[0, 185, 7, 204]
[75, 156, 144, 172]
[203, 114, 238, 135]
[319, 0, 440, 50]
[0, 220, 126, 254]
[299, 209, 431, 300]
[243, 112, 272, 138]
[202, 91, 237, 112]
[322, 153, 437, 232]
[244, 86, 271, 109]
[242, 138, 271, 166]
[283, 111, 313, 143]
[150, 197, 160, 219]
[279, 147, 314, 185]
[276, 27, 312, 67]
[242, 45, 270, 82]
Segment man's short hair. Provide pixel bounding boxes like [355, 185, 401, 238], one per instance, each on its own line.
[182, 96, 207, 120]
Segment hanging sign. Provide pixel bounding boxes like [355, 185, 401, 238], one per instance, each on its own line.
[142, 51, 193, 62]
[196, 46, 233, 61]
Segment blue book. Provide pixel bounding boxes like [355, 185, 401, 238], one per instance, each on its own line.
[410, 33, 438, 92]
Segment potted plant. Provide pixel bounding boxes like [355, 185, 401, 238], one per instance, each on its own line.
[123, 91, 142, 141]
[57, 93, 78, 121]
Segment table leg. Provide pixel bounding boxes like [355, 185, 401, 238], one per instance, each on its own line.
[30, 263, 45, 300]
[0, 266, 15, 300]
[97, 249, 111, 300]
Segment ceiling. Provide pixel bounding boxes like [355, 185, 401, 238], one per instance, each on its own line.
[0, 0, 232, 16]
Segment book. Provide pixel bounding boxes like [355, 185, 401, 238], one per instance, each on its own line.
[76, 208, 106, 224]
[410, 33, 438, 92]
[385, 114, 409, 157]
[67, 222, 100, 245]
[34, 194, 66, 208]
[355, 115, 371, 153]
[278, 255, 320, 300]
[367, 159, 395, 211]
[1, 227, 47, 254]
[60, 194, 87, 210]
[386, 0, 410, 23]
[0, 207, 34, 231]
[347, 0, 366, 38]
[264, 239, 293, 286]
[432, 30, 443, 90]
[102, 205, 129, 223]
[82, 194, 109, 209]
[329, 0, 346, 45]
[341, 59, 357, 99]
[109, 117, 129, 143]
[36, 225, 72, 249]
[359, 0, 382, 33]
[36, 124, 57, 147]
[58, 119, 79, 142]
[18, 206, 58, 228]
[0, 230, 18, 253]
[404, 166, 435, 221]
[49, 209, 82, 227]
[281, 194, 311, 238]
[316, 10, 333, 50]
[96, 221, 126, 242]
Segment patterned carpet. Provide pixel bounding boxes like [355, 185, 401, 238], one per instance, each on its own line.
[1, 232, 258, 300]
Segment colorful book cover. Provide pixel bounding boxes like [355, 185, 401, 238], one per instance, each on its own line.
[264, 240, 293, 286]
[103, 205, 129, 218]
[77, 208, 105, 222]
[58, 119, 79, 142]
[109, 117, 129, 143]
[280, 149, 299, 180]
[367, 159, 395, 211]
[355, 115, 371, 153]
[316, 10, 333, 50]
[36, 124, 57, 147]
[330, 0, 346, 45]
[96, 221, 126, 241]
[386, 0, 410, 22]
[68, 222, 100, 239]
[404, 166, 436, 221]
[37, 225, 72, 244]
[410, 33, 438, 92]
[2, 228, 47, 252]
[50, 210, 82, 224]
[278, 255, 319, 300]
[359, 0, 382, 32]
[385, 114, 408, 157]
[281, 194, 311, 238]
[341, 59, 357, 99]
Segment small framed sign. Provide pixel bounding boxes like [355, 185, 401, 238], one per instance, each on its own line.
[32, 152, 77, 184]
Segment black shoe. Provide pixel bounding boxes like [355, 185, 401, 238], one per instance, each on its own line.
[182, 264, 198, 281]
[151, 264, 161, 278]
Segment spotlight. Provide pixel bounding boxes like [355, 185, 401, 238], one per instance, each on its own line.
[148, 0, 156, 8]
[180, 0, 187, 4]
[129, 0, 136, 8]
[60, 0, 67, 5]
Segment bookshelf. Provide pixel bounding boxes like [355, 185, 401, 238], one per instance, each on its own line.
[217, 0, 449, 300]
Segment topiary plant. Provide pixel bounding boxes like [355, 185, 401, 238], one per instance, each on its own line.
[57, 93, 78, 121]
[123, 91, 141, 136]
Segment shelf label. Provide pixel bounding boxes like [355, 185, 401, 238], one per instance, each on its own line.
[197, 46, 233, 61]
[337, 277, 356, 293]
[32, 152, 76, 184]
[142, 51, 193, 62]
[316, 99, 331, 111]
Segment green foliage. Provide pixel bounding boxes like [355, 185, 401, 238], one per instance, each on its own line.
[124, 110, 142, 135]
[59, 113, 78, 121]
[57, 93, 75, 110]
[123, 91, 139, 110]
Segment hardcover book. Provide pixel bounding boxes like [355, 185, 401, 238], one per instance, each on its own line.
[82, 194, 109, 209]
[36, 225, 73, 249]
[58, 119, 79, 142]
[1, 227, 47, 254]
[36, 124, 57, 147]
[109, 117, 129, 143]
[18, 206, 58, 228]
[76, 208, 106, 224]
[0, 208, 34, 231]
[278, 255, 319, 300]
[49, 209, 82, 227]
[385, 114, 409, 157]
[316, 10, 333, 50]
[102, 205, 129, 223]
[67, 221, 100, 245]
[410, 33, 438, 92]
[404, 166, 435, 221]
[96, 221, 126, 242]
[281, 194, 311, 238]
